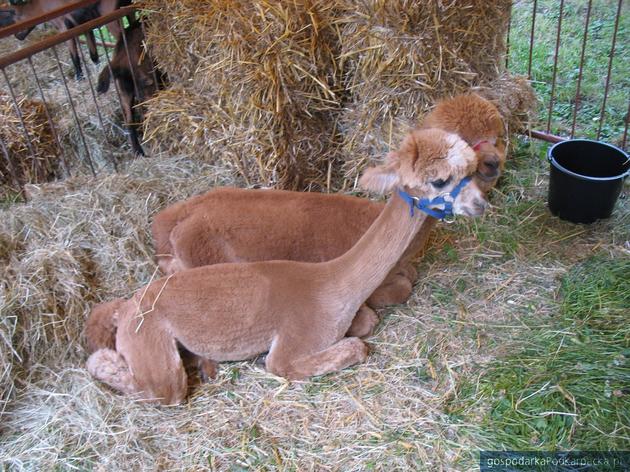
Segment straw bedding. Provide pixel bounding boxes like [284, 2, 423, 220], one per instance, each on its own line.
[4, 150, 618, 469]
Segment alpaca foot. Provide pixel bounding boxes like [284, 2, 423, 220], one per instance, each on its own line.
[197, 357, 218, 382]
[86, 348, 138, 395]
[346, 304, 379, 338]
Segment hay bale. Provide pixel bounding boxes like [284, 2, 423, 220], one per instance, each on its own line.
[141, 0, 343, 190]
[337, 0, 514, 182]
[473, 73, 539, 134]
[0, 155, 238, 418]
[0, 93, 59, 194]
[141, 1, 535, 190]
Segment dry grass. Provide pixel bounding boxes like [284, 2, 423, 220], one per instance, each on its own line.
[141, 0, 343, 191]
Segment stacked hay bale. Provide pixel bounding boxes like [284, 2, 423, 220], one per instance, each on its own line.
[0, 156, 238, 416]
[337, 0, 514, 180]
[0, 93, 59, 196]
[141, 0, 535, 190]
[141, 0, 343, 190]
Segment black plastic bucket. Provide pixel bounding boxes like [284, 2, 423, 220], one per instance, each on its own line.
[547, 139, 629, 224]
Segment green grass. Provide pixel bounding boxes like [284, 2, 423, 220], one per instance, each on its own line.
[508, 0, 629, 147]
[454, 255, 630, 450]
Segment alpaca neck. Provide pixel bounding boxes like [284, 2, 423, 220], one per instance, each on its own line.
[324, 192, 428, 309]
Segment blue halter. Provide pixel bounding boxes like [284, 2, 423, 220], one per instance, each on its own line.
[397, 176, 472, 221]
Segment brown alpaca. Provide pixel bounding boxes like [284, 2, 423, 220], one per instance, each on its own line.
[151, 93, 504, 281]
[83, 93, 505, 354]
[86, 128, 488, 404]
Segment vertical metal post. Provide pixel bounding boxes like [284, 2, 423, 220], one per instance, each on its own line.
[596, 0, 623, 140]
[505, 2, 512, 69]
[119, 18, 142, 108]
[570, 0, 593, 139]
[527, 0, 538, 78]
[546, 0, 564, 134]
[27, 56, 71, 177]
[622, 97, 629, 150]
[0, 134, 24, 198]
[1, 68, 38, 163]
[139, 19, 160, 89]
[51, 44, 96, 176]
[98, 25, 128, 144]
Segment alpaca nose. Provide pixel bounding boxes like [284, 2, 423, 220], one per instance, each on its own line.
[485, 160, 499, 171]
[481, 158, 500, 178]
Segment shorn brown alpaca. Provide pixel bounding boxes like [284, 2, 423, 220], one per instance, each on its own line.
[84, 93, 505, 354]
[86, 128, 489, 404]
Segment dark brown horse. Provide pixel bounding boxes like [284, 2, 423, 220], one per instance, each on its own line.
[96, 21, 167, 155]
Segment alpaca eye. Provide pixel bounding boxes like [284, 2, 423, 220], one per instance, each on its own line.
[431, 177, 451, 188]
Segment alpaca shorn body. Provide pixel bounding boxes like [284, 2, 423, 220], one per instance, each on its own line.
[87, 128, 488, 404]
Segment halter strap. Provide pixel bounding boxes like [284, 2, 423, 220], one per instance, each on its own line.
[397, 176, 472, 221]
[473, 140, 491, 151]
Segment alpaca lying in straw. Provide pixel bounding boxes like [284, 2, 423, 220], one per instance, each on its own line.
[84, 93, 505, 354]
[151, 93, 504, 288]
[86, 128, 489, 404]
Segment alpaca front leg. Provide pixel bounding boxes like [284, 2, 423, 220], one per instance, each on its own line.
[266, 337, 369, 380]
[346, 304, 379, 338]
[367, 274, 413, 307]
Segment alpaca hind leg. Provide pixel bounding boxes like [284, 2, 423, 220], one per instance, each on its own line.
[116, 323, 188, 405]
[346, 304, 379, 338]
[86, 348, 140, 396]
[197, 357, 218, 382]
[266, 337, 368, 381]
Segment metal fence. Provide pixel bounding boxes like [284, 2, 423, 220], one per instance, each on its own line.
[0, 0, 142, 197]
[508, 0, 628, 148]
[0, 1, 627, 198]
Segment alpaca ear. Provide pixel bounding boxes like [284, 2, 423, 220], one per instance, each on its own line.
[359, 161, 401, 194]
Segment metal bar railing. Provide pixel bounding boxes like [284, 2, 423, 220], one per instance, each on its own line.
[0, 6, 134, 69]
[526, 0, 537, 78]
[0, 0, 100, 40]
[0, 3, 140, 194]
[570, 0, 593, 139]
[596, 0, 623, 141]
[511, 0, 627, 150]
[545, 0, 564, 134]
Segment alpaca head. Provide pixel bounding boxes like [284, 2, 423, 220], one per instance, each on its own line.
[422, 93, 506, 193]
[359, 128, 488, 217]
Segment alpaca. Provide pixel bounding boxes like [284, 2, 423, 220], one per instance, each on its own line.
[151, 94, 504, 281]
[84, 93, 505, 354]
[86, 128, 488, 404]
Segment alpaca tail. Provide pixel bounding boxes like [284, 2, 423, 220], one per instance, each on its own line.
[84, 298, 124, 353]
